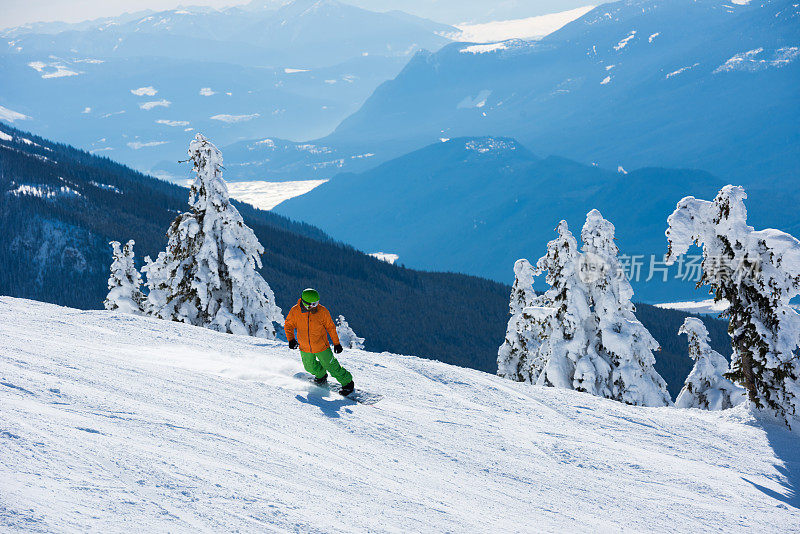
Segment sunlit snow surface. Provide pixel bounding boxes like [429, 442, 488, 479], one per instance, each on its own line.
[368, 252, 399, 264]
[614, 30, 637, 51]
[209, 113, 260, 123]
[27, 60, 81, 78]
[714, 47, 800, 73]
[0, 105, 30, 122]
[226, 179, 328, 210]
[459, 42, 508, 54]
[656, 299, 730, 315]
[126, 140, 168, 150]
[131, 86, 158, 96]
[666, 62, 700, 78]
[451, 6, 595, 43]
[138, 99, 171, 111]
[1, 297, 798, 532]
[8, 184, 81, 199]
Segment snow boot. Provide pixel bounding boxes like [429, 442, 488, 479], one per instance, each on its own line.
[339, 380, 355, 396]
[313, 374, 328, 385]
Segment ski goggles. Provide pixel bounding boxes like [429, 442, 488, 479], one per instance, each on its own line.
[302, 300, 319, 308]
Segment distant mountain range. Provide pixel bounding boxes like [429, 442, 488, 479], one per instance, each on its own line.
[274, 133, 798, 303]
[226, 0, 799, 191]
[3, 0, 451, 66]
[341, 0, 594, 25]
[328, 0, 800, 186]
[221, 0, 800, 302]
[0, 0, 454, 177]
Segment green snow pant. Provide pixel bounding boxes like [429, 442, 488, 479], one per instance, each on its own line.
[301, 348, 353, 386]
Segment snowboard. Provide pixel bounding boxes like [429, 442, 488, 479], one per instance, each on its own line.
[297, 373, 383, 405]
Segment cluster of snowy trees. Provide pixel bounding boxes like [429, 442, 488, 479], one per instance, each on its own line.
[498, 211, 672, 407]
[666, 185, 800, 424]
[499, 186, 800, 426]
[104, 134, 366, 345]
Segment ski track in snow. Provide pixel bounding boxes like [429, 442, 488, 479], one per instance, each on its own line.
[1, 297, 798, 532]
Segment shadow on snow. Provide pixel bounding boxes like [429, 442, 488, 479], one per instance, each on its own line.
[742, 421, 800, 510]
[295, 393, 354, 418]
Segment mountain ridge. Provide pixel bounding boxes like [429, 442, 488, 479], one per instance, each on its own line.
[274, 135, 733, 301]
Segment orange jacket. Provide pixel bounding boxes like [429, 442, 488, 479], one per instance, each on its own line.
[284, 299, 341, 353]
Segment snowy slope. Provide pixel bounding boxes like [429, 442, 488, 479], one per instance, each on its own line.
[2, 296, 798, 532]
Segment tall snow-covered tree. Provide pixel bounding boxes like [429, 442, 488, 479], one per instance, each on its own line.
[497, 259, 543, 382]
[533, 221, 611, 395]
[143, 133, 283, 338]
[675, 318, 745, 410]
[336, 315, 365, 350]
[667, 185, 800, 424]
[581, 209, 672, 407]
[105, 239, 145, 314]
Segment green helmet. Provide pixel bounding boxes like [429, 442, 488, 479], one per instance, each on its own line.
[301, 288, 320, 304]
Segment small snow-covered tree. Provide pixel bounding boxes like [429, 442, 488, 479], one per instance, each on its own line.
[105, 240, 145, 314]
[143, 133, 283, 338]
[581, 209, 672, 407]
[667, 185, 800, 424]
[497, 259, 543, 382]
[675, 318, 746, 410]
[533, 221, 611, 396]
[336, 315, 365, 350]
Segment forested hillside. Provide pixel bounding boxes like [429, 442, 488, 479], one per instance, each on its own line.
[0, 123, 729, 396]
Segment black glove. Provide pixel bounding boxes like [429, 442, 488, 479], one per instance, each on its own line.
[289, 339, 299, 350]
[333, 343, 343, 354]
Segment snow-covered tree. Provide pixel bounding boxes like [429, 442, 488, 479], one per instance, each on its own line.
[497, 214, 670, 407]
[105, 239, 145, 314]
[143, 133, 283, 338]
[675, 318, 746, 410]
[533, 221, 611, 396]
[497, 259, 543, 382]
[336, 315, 365, 350]
[581, 209, 672, 407]
[667, 185, 800, 424]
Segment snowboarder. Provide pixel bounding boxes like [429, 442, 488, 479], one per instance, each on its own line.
[285, 288, 355, 396]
